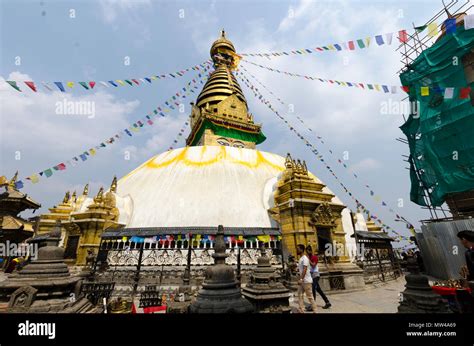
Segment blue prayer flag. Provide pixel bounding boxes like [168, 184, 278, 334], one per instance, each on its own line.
[375, 35, 384, 45]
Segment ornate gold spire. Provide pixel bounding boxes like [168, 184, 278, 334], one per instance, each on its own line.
[186, 30, 265, 149]
[110, 176, 117, 193]
[62, 191, 71, 204]
[94, 187, 104, 204]
[82, 183, 89, 196]
[285, 153, 293, 168]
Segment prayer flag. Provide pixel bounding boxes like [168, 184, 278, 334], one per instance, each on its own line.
[385, 32, 393, 45]
[66, 82, 74, 88]
[402, 86, 409, 93]
[421, 86, 429, 96]
[24, 81, 37, 92]
[460, 86, 471, 99]
[398, 30, 408, 43]
[334, 44, 342, 51]
[427, 22, 439, 37]
[356, 39, 365, 48]
[42, 82, 53, 91]
[79, 82, 89, 90]
[444, 87, 454, 99]
[44, 168, 53, 177]
[414, 25, 427, 33]
[54, 163, 66, 170]
[375, 35, 384, 45]
[445, 18, 456, 34]
[365, 37, 371, 47]
[15, 180, 23, 189]
[109, 81, 118, 87]
[54, 82, 65, 92]
[6, 81, 21, 92]
[79, 154, 87, 161]
[89, 81, 96, 89]
[125, 80, 133, 86]
[27, 174, 39, 184]
[348, 40, 355, 50]
[465, 14, 474, 30]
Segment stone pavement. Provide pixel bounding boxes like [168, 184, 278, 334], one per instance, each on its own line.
[289, 277, 406, 313]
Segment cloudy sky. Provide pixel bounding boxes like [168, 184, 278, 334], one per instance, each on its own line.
[0, 0, 456, 241]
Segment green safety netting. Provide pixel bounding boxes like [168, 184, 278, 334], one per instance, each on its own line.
[400, 24, 474, 206]
[190, 118, 266, 146]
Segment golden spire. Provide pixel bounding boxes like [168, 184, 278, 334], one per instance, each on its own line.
[285, 153, 294, 169]
[83, 183, 89, 196]
[110, 176, 117, 193]
[302, 161, 308, 175]
[62, 191, 71, 204]
[94, 187, 104, 204]
[9, 171, 18, 189]
[72, 191, 77, 202]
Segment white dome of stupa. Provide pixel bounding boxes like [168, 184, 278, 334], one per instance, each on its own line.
[114, 145, 344, 229]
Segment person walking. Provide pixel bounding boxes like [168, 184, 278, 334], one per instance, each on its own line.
[306, 245, 331, 310]
[296, 244, 317, 313]
[457, 230, 474, 281]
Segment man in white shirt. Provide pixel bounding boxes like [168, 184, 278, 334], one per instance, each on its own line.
[296, 244, 317, 313]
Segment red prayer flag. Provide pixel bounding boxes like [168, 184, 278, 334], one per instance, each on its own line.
[348, 41, 355, 50]
[54, 163, 66, 170]
[398, 30, 408, 43]
[89, 81, 96, 89]
[358, 83, 365, 89]
[24, 81, 37, 92]
[132, 79, 140, 85]
[402, 86, 410, 93]
[460, 86, 471, 99]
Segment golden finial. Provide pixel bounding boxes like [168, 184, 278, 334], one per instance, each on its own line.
[302, 160, 308, 174]
[285, 153, 293, 169]
[62, 191, 70, 204]
[83, 183, 89, 196]
[9, 171, 18, 189]
[110, 176, 117, 193]
[221, 29, 226, 38]
[367, 213, 372, 221]
[296, 159, 303, 173]
[96, 187, 104, 198]
[72, 191, 77, 202]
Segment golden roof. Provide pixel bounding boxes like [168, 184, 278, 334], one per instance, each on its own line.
[196, 64, 247, 108]
[210, 29, 236, 57]
[196, 30, 246, 108]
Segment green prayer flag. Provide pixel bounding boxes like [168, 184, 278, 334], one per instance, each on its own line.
[357, 39, 365, 48]
[414, 25, 427, 33]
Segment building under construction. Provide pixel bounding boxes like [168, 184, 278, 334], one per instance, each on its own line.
[398, 0, 474, 279]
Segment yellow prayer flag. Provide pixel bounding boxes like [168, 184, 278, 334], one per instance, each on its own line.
[150, 76, 158, 80]
[116, 80, 126, 86]
[365, 37, 371, 47]
[257, 235, 270, 243]
[29, 174, 39, 184]
[90, 148, 97, 156]
[66, 82, 74, 88]
[122, 236, 128, 242]
[130, 126, 139, 132]
[427, 22, 439, 37]
[327, 44, 336, 50]
[421, 86, 429, 96]
[374, 84, 381, 91]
